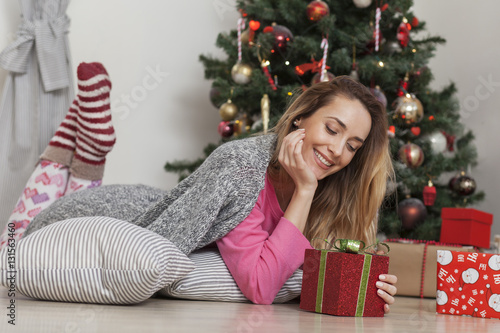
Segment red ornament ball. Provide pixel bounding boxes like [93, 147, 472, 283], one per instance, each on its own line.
[306, 1, 330, 22]
[398, 197, 427, 230]
[263, 24, 294, 53]
[218, 121, 234, 138]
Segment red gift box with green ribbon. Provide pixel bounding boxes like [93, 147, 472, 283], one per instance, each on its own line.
[300, 239, 389, 317]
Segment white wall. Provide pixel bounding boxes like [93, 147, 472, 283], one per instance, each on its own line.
[0, 0, 240, 192]
[412, 1, 500, 244]
[0, 0, 499, 245]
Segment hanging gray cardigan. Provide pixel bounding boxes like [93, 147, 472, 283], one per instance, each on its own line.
[25, 134, 277, 255]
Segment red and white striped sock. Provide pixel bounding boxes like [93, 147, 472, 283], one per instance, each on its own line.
[70, 62, 116, 180]
[40, 96, 79, 167]
[0, 62, 116, 249]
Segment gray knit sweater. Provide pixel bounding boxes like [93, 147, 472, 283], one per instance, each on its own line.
[25, 134, 277, 255]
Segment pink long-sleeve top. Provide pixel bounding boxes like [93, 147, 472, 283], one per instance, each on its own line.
[216, 173, 313, 305]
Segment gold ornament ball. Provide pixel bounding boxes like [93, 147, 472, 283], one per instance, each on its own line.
[219, 100, 238, 121]
[393, 94, 424, 127]
[231, 63, 253, 85]
[398, 143, 424, 168]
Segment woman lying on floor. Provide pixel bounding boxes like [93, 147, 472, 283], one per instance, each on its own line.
[0, 63, 397, 309]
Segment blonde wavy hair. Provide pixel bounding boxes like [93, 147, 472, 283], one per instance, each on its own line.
[268, 76, 394, 249]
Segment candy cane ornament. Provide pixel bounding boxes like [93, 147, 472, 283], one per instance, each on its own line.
[320, 38, 329, 82]
[237, 18, 246, 62]
[231, 18, 252, 85]
[375, 7, 381, 52]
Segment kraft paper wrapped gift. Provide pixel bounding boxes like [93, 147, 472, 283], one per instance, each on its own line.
[386, 240, 474, 298]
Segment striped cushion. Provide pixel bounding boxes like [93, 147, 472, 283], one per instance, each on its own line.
[0, 216, 194, 304]
[157, 248, 302, 303]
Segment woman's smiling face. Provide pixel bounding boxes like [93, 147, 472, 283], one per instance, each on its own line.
[297, 95, 372, 180]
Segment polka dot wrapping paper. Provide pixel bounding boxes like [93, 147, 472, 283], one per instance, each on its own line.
[436, 250, 500, 319]
[300, 249, 389, 317]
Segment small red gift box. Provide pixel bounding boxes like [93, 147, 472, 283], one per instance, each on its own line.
[440, 208, 493, 248]
[436, 250, 500, 319]
[300, 248, 389, 317]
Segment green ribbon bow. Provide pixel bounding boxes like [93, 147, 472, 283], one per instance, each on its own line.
[314, 239, 390, 316]
[331, 238, 390, 255]
[333, 239, 366, 253]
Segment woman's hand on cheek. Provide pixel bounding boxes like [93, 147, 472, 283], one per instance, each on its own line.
[279, 130, 317, 191]
[376, 274, 397, 314]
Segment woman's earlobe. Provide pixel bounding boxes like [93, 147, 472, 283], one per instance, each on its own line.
[293, 118, 301, 127]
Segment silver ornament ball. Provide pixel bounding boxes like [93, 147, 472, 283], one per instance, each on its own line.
[353, 0, 373, 8]
[422, 131, 447, 154]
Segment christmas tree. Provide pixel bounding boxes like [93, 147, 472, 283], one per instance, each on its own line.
[165, 0, 484, 241]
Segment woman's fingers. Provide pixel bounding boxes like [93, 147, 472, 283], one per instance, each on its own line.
[376, 279, 398, 296]
[380, 274, 398, 285]
[377, 286, 395, 315]
[291, 131, 306, 167]
[377, 286, 395, 303]
[279, 129, 305, 169]
[278, 129, 317, 190]
[377, 274, 397, 314]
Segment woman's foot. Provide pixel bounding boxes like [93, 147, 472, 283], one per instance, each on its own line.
[70, 62, 116, 181]
[40, 98, 79, 166]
